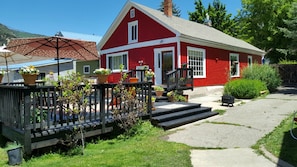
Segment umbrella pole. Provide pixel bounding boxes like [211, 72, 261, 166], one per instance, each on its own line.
[5, 58, 9, 83]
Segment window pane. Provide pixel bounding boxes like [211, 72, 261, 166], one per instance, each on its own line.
[188, 48, 205, 77]
[230, 54, 239, 76]
[107, 52, 128, 71]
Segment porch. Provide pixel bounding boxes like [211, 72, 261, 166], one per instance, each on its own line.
[0, 68, 216, 156]
[0, 82, 153, 155]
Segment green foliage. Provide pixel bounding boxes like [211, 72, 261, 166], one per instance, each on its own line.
[0, 23, 44, 45]
[112, 64, 146, 134]
[56, 72, 92, 154]
[279, 2, 297, 57]
[279, 59, 297, 64]
[154, 85, 164, 91]
[158, 1, 181, 17]
[253, 113, 297, 166]
[242, 64, 282, 92]
[188, 0, 236, 36]
[224, 79, 268, 99]
[236, 0, 293, 63]
[0, 121, 192, 167]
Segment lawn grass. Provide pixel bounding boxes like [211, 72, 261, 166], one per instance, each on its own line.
[253, 113, 297, 166]
[0, 121, 192, 167]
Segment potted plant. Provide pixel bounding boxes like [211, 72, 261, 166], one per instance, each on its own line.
[145, 69, 155, 82]
[154, 85, 164, 97]
[18, 65, 40, 85]
[5, 142, 23, 166]
[93, 68, 112, 84]
[0, 69, 5, 83]
[167, 91, 175, 102]
[129, 77, 139, 83]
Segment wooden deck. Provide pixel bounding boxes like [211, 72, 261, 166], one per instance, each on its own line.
[0, 82, 153, 155]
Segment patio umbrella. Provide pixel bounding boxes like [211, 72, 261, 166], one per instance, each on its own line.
[6, 36, 99, 75]
[0, 44, 34, 83]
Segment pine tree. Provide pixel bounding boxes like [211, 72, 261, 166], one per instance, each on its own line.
[188, 0, 236, 36]
[279, 2, 297, 57]
[158, 1, 181, 17]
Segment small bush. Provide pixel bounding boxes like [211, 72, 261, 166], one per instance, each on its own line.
[242, 64, 281, 92]
[224, 79, 268, 99]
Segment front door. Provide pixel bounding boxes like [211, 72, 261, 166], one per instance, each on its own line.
[154, 47, 174, 85]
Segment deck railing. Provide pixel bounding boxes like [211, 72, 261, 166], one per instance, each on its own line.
[166, 68, 194, 92]
[0, 81, 152, 155]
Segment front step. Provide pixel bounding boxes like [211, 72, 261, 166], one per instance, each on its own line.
[151, 102, 218, 130]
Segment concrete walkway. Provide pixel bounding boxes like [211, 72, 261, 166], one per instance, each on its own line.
[167, 86, 297, 167]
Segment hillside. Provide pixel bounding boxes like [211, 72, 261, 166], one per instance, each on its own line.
[0, 23, 44, 46]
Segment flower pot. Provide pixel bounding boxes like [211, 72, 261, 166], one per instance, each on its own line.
[7, 147, 22, 165]
[0, 75, 3, 83]
[22, 74, 38, 86]
[146, 76, 153, 82]
[97, 74, 109, 84]
[129, 77, 138, 83]
[168, 96, 174, 102]
[155, 90, 164, 97]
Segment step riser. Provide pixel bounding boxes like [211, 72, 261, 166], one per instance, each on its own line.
[161, 112, 218, 130]
[152, 108, 211, 123]
[152, 104, 202, 116]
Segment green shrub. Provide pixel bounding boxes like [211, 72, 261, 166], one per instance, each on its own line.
[224, 79, 268, 99]
[242, 64, 281, 92]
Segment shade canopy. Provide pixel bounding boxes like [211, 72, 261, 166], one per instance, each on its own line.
[6, 36, 99, 60]
[6, 36, 100, 75]
[0, 45, 35, 83]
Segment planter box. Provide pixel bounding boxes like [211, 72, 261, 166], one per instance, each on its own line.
[7, 147, 22, 165]
[221, 95, 234, 107]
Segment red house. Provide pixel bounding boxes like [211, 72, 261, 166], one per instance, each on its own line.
[98, 0, 265, 87]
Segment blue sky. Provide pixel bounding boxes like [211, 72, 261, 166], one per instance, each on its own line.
[0, 0, 242, 37]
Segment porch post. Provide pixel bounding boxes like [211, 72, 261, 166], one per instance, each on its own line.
[23, 89, 32, 155]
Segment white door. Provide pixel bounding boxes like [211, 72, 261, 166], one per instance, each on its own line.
[154, 47, 175, 85]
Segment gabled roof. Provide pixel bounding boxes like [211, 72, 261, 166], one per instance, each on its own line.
[99, 1, 265, 55]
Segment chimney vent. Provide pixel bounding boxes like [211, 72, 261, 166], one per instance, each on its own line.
[164, 0, 173, 17]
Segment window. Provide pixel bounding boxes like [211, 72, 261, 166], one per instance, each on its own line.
[128, 21, 138, 43]
[107, 52, 128, 72]
[187, 47, 206, 78]
[230, 53, 240, 77]
[130, 9, 135, 18]
[248, 56, 253, 67]
[83, 65, 90, 74]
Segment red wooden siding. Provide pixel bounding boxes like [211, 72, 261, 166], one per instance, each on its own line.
[180, 42, 262, 87]
[102, 7, 176, 50]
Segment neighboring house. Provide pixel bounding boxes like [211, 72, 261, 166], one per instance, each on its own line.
[98, 0, 265, 86]
[57, 31, 101, 77]
[0, 58, 73, 83]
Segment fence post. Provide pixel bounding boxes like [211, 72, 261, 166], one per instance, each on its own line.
[23, 89, 32, 155]
[99, 84, 106, 133]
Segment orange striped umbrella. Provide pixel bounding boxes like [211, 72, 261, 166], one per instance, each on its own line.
[6, 36, 99, 75]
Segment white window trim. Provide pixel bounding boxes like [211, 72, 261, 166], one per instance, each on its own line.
[187, 46, 206, 78]
[83, 65, 90, 74]
[130, 9, 135, 18]
[248, 55, 253, 67]
[128, 21, 138, 44]
[230, 53, 240, 77]
[106, 51, 129, 73]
